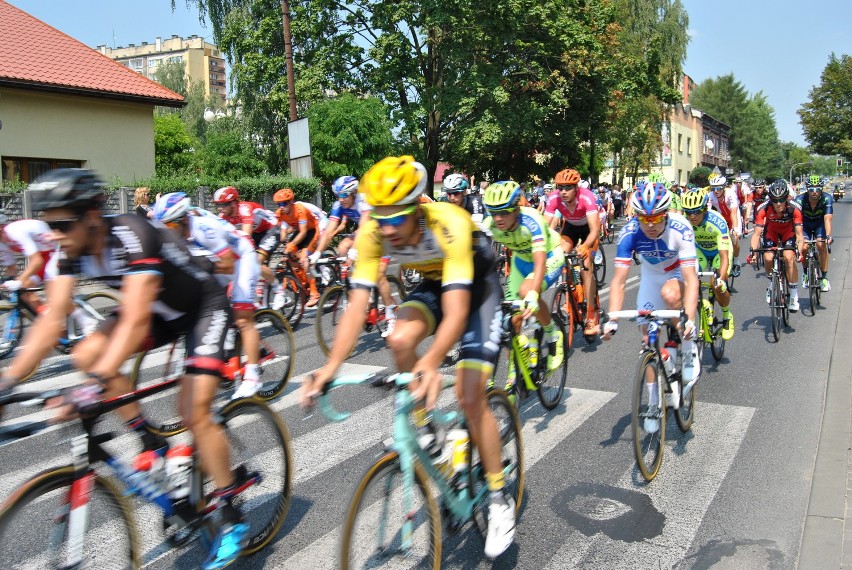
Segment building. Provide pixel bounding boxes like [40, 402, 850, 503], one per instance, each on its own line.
[0, 0, 184, 184]
[97, 35, 227, 104]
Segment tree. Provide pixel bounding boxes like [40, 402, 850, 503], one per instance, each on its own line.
[153, 59, 219, 139]
[153, 113, 196, 174]
[798, 53, 852, 157]
[196, 114, 266, 179]
[306, 94, 394, 183]
[688, 166, 711, 186]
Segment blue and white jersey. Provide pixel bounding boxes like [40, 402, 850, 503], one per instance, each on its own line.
[328, 194, 372, 224]
[188, 209, 255, 261]
[614, 213, 697, 274]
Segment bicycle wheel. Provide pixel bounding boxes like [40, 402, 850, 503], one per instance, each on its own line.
[709, 300, 726, 361]
[81, 290, 120, 320]
[275, 273, 306, 328]
[0, 305, 24, 359]
[695, 298, 708, 362]
[202, 398, 293, 557]
[582, 291, 600, 345]
[375, 275, 407, 336]
[780, 276, 790, 327]
[632, 351, 665, 481]
[130, 342, 187, 437]
[770, 274, 781, 343]
[250, 308, 295, 400]
[315, 285, 354, 358]
[606, 222, 614, 244]
[593, 246, 606, 287]
[807, 260, 819, 315]
[535, 319, 568, 410]
[0, 465, 139, 568]
[469, 389, 525, 537]
[340, 452, 441, 570]
[674, 379, 696, 432]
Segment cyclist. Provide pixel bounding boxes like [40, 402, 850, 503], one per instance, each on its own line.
[544, 168, 601, 336]
[707, 175, 743, 278]
[0, 215, 56, 310]
[0, 169, 247, 568]
[481, 181, 565, 385]
[273, 188, 321, 308]
[603, 182, 701, 425]
[443, 173, 488, 231]
[749, 180, 804, 312]
[752, 179, 768, 218]
[153, 192, 265, 399]
[795, 174, 833, 292]
[681, 189, 735, 340]
[735, 177, 754, 235]
[212, 186, 285, 309]
[301, 156, 515, 559]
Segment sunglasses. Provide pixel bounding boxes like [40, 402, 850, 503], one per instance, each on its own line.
[46, 218, 80, 233]
[277, 201, 292, 207]
[488, 207, 516, 216]
[556, 184, 577, 192]
[770, 197, 787, 204]
[683, 208, 706, 216]
[807, 187, 822, 192]
[637, 212, 667, 225]
[372, 205, 416, 227]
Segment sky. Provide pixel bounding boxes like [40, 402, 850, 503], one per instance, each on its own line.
[8, 0, 851, 147]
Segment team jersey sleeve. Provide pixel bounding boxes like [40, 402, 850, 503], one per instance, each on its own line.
[793, 205, 803, 226]
[111, 215, 165, 275]
[677, 225, 698, 269]
[520, 212, 548, 255]
[614, 220, 639, 268]
[350, 220, 384, 289]
[190, 217, 232, 257]
[433, 210, 474, 290]
[754, 205, 767, 227]
[328, 201, 344, 222]
[294, 204, 310, 225]
[824, 193, 834, 215]
[544, 193, 559, 215]
[237, 202, 256, 226]
[3, 222, 42, 257]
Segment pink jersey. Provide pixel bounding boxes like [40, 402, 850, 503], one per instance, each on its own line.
[544, 188, 600, 226]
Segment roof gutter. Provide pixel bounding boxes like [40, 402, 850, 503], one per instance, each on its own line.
[0, 78, 185, 108]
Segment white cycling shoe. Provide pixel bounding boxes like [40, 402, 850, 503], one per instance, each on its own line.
[788, 297, 800, 312]
[232, 378, 262, 400]
[484, 493, 516, 559]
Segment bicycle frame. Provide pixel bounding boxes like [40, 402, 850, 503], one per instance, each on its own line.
[501, 303, 541, 394]
[696, 271, 721, 343]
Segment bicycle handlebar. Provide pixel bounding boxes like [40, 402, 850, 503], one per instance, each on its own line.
[607, 309, 683, 321]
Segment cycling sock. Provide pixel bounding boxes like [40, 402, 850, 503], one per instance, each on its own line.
[384, 305, 396, 319]
[244, 364, 260, 382]
[543, 321, 556, 338]
[789, 285, 798, 300]
[212, 484, 244, 523]
[722, 306, 732, 316]
[486, 471, 505, 493]
[823, 271, 828, 279]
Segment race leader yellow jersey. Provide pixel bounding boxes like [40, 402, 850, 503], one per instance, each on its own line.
[352, 202, 490, 290]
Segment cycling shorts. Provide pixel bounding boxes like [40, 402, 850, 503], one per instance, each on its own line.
[230, 256, 260, 312]
[253, 228, 281, 258]
[696, 249, 722, 273]
[505, 247, 565, 301]
[288, 228, 318, 255]
[761, 236, 796, 249]
[402, 273, 503, 373]
[560, 222, 591, 248]
[802, 221, 827, 240]
[99, 279, 232, 378]
[637, 267, 682, 313]
[762, 226, 795, 246]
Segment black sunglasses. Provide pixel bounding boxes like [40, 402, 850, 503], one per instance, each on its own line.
[770, 197, 787, 204]
[46, 218, 80, 233]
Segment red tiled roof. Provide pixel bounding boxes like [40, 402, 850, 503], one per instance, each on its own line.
[0, 1, 184, 106]
[434, 162, 452, 183]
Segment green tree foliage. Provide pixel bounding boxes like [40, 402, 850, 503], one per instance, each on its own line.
[153, 114, 196, 174]
[688, 165, 711, 186]
[307, 94, 394, 183]
[798, 53, 852, 157]
[196, 115, 266, 179]
[153, 59, 218, 139]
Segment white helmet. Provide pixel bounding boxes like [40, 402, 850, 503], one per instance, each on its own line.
[153, 192, 192, 223]
[578, 180, 591, 189]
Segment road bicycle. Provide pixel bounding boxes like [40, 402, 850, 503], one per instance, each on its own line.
[490, 299, 567, 410]
[696, 271, 726, 362]
[317, 371, 523, 569]
[802, 239, 822, 316]
[0, 287, 120, 380]
[493, 242, 511, 289]
[0, 378, 292, 568]
[599, 216, 614, 244]
[607, 309, 695, 482]
[132, 307, 295, 436]
[592, 243, 607, 287]
[315, 257, 406, 357]
[551, 252, 602, 347]
[753, 246, 793, 342]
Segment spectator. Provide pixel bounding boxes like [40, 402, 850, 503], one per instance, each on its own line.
[133, 187, 154, 219]
[612, 184, 624, 218]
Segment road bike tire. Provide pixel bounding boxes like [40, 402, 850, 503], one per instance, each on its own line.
[199, 398, 292, 558]
[339, 451, 441, 570]
[0, 305, 24, 360]
[674, 379, 696, 432]
[0, 465, 139, 569]
[770, 274, 781, 343]
[250, 308, 296, 401]
[551, 285, 576, 351]
[808, 259, 820, 315]
[275, 273, 306, 328]
[606, 222, 615, 244]
[315, 285, 354, 358]
[780, 275, 790, 327]
[535, 319, 568, 410]
[696, 298, 708, 362]
[632, 351, 666, 482]
[593, 245, 606, 287]
[710, 300, 726, 362]
[81, 290, 120, 320]
[131, 342, 187, 437]
[469, 389, 525, 538]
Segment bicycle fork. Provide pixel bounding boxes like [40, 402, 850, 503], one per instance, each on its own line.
[61, 435, 95, 569]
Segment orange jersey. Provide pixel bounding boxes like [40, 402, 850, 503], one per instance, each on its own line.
[275, 203, 317, 231]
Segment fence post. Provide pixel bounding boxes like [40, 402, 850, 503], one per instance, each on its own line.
[197, 186, 210, 211]
[22, 191, 32, 219]
[119, 187, 133, 214]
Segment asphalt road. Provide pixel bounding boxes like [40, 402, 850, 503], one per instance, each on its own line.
[0, 198, 849, 569]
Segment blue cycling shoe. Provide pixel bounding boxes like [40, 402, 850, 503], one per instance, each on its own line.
[201, 521, 249, 570]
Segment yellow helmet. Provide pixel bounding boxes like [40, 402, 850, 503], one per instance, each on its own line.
[360, 155, 427, 207]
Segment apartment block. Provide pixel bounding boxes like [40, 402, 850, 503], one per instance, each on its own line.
[97, 35, 226, 104]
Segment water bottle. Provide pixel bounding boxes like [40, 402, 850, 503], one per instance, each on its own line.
[446, 428, 470, 473]
[594, 249, 603, 266]
[516, 333, 531, 366]
[661, 342, 677, 377]
[165, 444, 194, 500]
[527, 322, 541, 368]
[132, 450, 168, 495]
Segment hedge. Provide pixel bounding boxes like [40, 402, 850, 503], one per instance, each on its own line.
[127, 173, 322, 203]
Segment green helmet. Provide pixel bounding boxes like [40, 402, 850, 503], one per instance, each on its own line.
[483, 181, 522, 211]
[808, 174, 821, 187]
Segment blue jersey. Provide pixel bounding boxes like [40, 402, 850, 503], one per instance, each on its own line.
[795, 192, 833, 222]
[328, 194, 371, 224]
[614, 213, 697, 274]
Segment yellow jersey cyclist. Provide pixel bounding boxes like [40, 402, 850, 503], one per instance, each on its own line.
[300, 156, 516, 559]
[681, 189, 735, 340]
[481, 181, 566, 384]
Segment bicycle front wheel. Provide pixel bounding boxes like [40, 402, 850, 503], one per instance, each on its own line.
[535, 319, 568, 410]
[275, 273, 306, 328]
[340, 452, 441, 570]
[770, 274, 781, 343]
[807, 260, 819, 315]
[709, 299, 726, 362]
[675, 380, 696, 432]
[316, 285, 354, 358]
[0, 305, 24, 359]
[0, 465, 139, 569]
[81, 290, 120, 320]
[203, 398, 293, 557]
[251, 308, 295, 401]
[130, 342, 186, 437]
[632, 351, 666, 481]
[593, 246, 606, 287]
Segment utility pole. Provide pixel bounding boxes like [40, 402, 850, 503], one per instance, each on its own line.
[281, 0, 297, 121]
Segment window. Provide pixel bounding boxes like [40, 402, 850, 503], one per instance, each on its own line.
[677, 133, 683, 153]
[687, 137, 692, 156]
[2, 157, 82, 184]
[168, 55, 183, 64]
[677, 169, 682, 184]
[148, 59, 160, 68]
[129, 58, 143, 70]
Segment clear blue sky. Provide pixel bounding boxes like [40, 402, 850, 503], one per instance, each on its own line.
[9, 0, 851, 147]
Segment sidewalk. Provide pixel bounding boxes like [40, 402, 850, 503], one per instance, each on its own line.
[798, 250, 852, 569]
